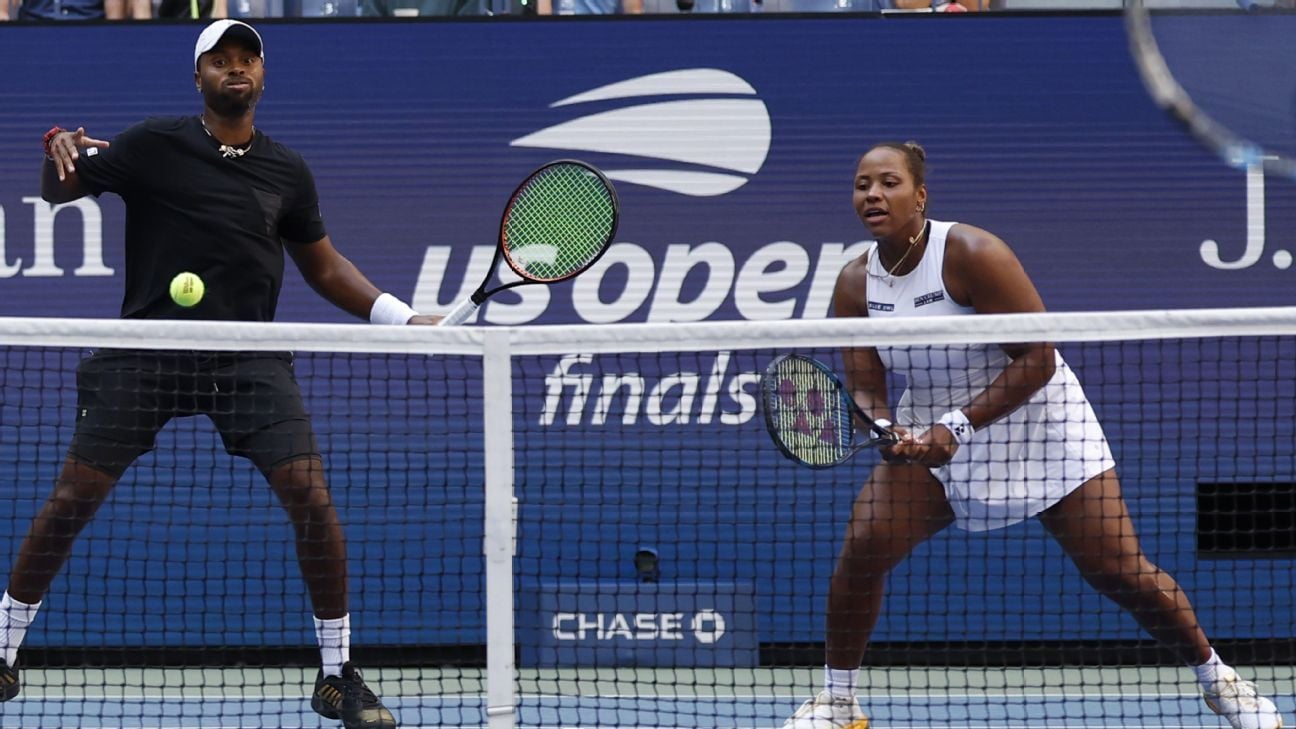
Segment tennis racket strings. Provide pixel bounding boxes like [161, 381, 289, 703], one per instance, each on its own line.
[503, 162, 617, 282]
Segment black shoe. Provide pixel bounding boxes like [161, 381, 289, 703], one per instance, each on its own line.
[311, 662, 397, 729]
[0, 658, 19, 701]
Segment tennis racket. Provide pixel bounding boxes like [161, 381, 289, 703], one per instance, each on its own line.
[1125, 0, 1296, 181]
[761, 354, 898, 469]
[439, 160, 618, 326]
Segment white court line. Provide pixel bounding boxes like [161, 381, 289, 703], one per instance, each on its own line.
[516, 691, 1203, 699]
[500, 717, 1223, 729]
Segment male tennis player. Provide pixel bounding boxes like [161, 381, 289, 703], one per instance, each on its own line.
[782, 141, 1285, 729]
[0, 20, 436, 729]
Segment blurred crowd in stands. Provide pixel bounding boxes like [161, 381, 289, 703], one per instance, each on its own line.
[0, 0, 990, 20]
[0, 0, 1280, 25]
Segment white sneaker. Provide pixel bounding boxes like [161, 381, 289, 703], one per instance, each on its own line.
[782, 690, 870, 729]
[1203, 668, 1285, 729]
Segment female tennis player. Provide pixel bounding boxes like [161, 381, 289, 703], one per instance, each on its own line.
[782, 141, 1285, 729]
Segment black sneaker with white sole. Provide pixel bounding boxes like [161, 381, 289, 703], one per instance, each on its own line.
[311, 662, 397, 729]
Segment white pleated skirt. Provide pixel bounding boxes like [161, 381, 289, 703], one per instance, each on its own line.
[897, 358, 1116, 532]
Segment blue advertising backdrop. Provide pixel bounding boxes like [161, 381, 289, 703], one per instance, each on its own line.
[0, 14, 1292, 654]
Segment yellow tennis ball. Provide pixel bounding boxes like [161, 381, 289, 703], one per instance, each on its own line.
[169, 272, 205, 308]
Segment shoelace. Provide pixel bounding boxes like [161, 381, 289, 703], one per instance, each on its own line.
[1215, 676, 1261, 701]
[345, 674, 381, 705]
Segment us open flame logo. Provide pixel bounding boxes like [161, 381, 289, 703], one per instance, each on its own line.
[510, 68, 772, 197]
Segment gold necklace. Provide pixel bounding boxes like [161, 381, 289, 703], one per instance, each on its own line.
[870, 220, 929, 287]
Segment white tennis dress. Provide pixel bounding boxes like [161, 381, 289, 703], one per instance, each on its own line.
[864, 220, 1115, 531]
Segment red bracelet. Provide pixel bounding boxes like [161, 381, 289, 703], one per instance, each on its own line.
[42, 126, 66, 158]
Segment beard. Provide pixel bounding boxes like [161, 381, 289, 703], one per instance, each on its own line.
[202, 84, 261, 118]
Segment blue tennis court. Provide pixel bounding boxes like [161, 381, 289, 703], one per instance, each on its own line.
[1, 667, 1291, 728]
[0, 694, 1287, 728]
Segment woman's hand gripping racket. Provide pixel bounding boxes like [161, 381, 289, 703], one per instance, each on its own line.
[761, 354, 899, 469]
[438, 160, 619, 326]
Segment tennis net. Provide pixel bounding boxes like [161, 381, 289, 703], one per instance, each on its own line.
[0, 308, 1292, 728]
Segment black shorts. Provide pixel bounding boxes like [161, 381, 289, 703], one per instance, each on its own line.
[69, 350, 320, 478]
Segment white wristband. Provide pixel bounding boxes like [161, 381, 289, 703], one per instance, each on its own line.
[937, 409, 974, 446]
[369, 293, 418, 325]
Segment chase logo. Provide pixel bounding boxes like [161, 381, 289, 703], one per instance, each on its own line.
[550, 609, 728, 643]
[510, 68, 772, 197]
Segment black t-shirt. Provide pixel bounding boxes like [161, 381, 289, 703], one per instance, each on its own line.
[76, 116, 327, 321]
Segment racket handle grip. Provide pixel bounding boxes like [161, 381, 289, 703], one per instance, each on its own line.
[438, 297, 481, 327]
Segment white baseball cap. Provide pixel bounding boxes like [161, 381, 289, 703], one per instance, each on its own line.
[193, 20, 264, 71]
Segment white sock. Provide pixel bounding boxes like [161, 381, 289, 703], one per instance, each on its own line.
[1192, 648, 1228, 690]
[824, 666, 858, 701]
[0, 592, 42, 668]
[314, 615, 351, 678]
